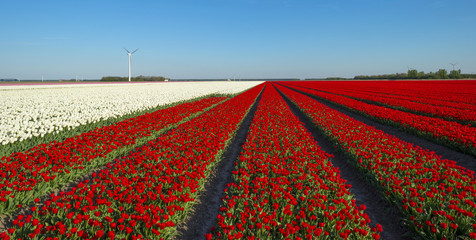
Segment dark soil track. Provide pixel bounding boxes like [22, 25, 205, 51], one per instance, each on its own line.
[176, 84, 475, 240]
[284, 85, 476, 175]
[276, 85, 412, 240]
[174, 89, 263, 239]
[4, 83, 473, 240]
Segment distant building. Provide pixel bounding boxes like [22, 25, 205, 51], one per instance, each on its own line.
[0, 78, 19, 82]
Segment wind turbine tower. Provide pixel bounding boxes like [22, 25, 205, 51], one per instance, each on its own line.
[124, 48, 138, 82]
[450, 63, 458, 71]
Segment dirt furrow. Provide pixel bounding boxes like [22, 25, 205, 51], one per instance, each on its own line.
[276, 85, 412, 240]
[285, 85, 476, 175]
[0, 99, 228, 234]
[174, 88, 264, 239]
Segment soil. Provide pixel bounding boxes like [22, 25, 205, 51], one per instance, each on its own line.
[277, 84, 475, 239]
[174, 90, 263, 239]
[276, 87, 413, 240]
[0, 166, 107, 233]
[164, 85, 475, 240]
[296, 88, 476, 175]
[2, 83, 473, 240]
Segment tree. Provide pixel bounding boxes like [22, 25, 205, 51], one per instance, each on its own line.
[352, 68, 474, 80]
[407, 69, 418, 79]
[436, 69, 448, 79]
[449, 69, 461, 79]
[417, 71, 425, 79]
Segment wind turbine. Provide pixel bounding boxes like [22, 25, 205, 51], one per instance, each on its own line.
[124, 48, 138, 82]
[450, 63, 458, 71]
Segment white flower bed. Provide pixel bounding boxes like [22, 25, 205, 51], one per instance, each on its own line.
[0, 81, 263, 145]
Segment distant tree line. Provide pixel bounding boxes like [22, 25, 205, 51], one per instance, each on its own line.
[354, 69, 475, 80]
[0, 79, 19, 81]
[101, 75, 167, 81]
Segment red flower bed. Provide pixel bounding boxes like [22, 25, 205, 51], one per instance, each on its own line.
[279, 82, 476, 155]
[277, 84, 476, 239]
[295, 85, 475, 123]
[2, 83, 264, 239]
[0, 97, 227, 215]
[284, 80, 476, 110]
[209, 85, 380, 239]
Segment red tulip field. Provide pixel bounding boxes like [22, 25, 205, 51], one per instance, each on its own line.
[0, 80, 475, 239]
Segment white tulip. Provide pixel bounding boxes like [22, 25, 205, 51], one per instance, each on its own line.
[0, 81, 263, 145]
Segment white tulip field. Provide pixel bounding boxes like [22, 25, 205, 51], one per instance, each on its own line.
[0, 81, 263, 145]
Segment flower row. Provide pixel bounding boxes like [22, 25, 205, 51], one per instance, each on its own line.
[299, 85, 475, 123]
[2, 83, 265, 239]
[0, 96, 227, 215]
[284, 80, 476, 109]
[0, 81, 263, 145]
[209, 85, 380, 239]
[277, 84, 476, 239]
[280, 83, 476, 156]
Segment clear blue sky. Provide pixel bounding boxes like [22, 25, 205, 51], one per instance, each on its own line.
[1, 0, 475, 80]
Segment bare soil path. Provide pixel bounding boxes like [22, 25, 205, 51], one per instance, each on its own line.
[5, 83, 472, 240]
[276, 86, 413, 240]
[288, 86, 476, 175]
[174, 90, 263, 239]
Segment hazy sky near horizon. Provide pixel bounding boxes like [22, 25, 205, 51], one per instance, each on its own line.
[1, 0, 475, 80]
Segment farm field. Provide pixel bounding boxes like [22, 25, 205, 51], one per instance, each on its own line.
[0, 80, 475, 239]
[0, 81, 263, 155]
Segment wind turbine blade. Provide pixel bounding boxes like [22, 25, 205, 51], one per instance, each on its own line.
[132, 49, 139, 54]
[124, 48, 130, 53]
